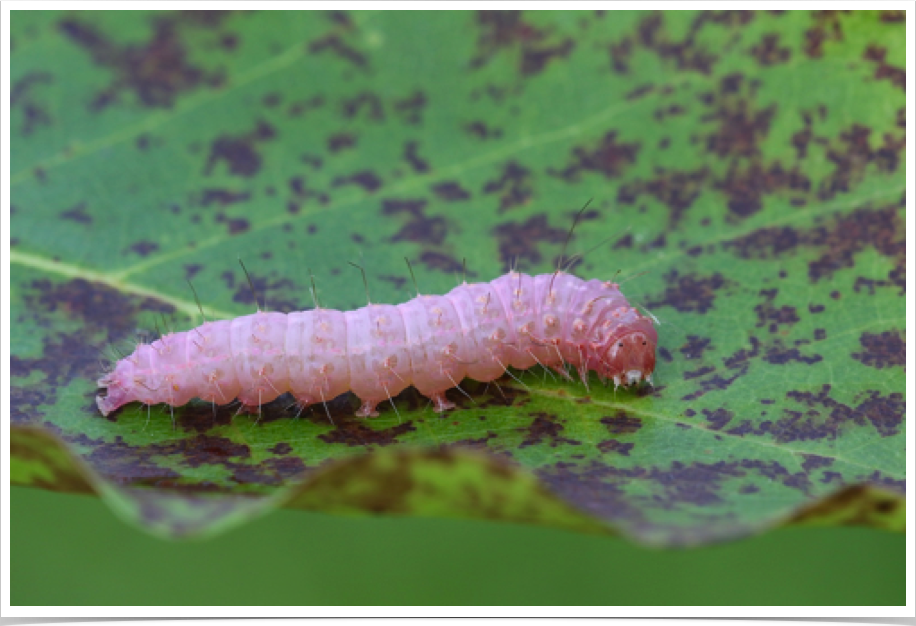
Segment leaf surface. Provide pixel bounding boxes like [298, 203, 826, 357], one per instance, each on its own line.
[11, 10, 906, 545]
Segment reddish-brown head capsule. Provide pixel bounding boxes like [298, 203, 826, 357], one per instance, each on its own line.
[576, 303, 657, 388]
[598, 328, 658, 387]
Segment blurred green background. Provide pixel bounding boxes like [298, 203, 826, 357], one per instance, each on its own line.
[12, 486, 904, 605]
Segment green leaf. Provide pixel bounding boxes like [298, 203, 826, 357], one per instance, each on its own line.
[11, 10, 905, 546]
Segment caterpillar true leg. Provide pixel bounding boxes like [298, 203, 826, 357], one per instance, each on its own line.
[429, 392, 457, 413]
[356, 400, 380, 418]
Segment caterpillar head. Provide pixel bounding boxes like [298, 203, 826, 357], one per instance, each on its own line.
[592, 321, 658, 387]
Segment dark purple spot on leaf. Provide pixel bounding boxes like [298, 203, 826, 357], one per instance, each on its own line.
[200, 189, 251, 206]
[308, 34, 368, 69]
[482, 161, 532, 212]
[550, 131, 640, 182]
[852, 331, 905, 369]
[493, 214, 565, 266]
[597, 440, 634, 456]
[60, 202, 92, 225]
[749, 33, 791, 66]
[332, 171, 382, 193]
[431, 181, 471, 202]
[393, 91, 427, 125]
[10, 72, 54, 135]
[59, 17, 223, 110]
[646, 270, 727, 314]
[519, 413, 580, 448]
[403, 141, 429, 174]
[600, 413, 642, 435]
[204, 121, 276, 178]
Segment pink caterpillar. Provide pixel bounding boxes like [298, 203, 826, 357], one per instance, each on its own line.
[97, 271, 658, 419]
